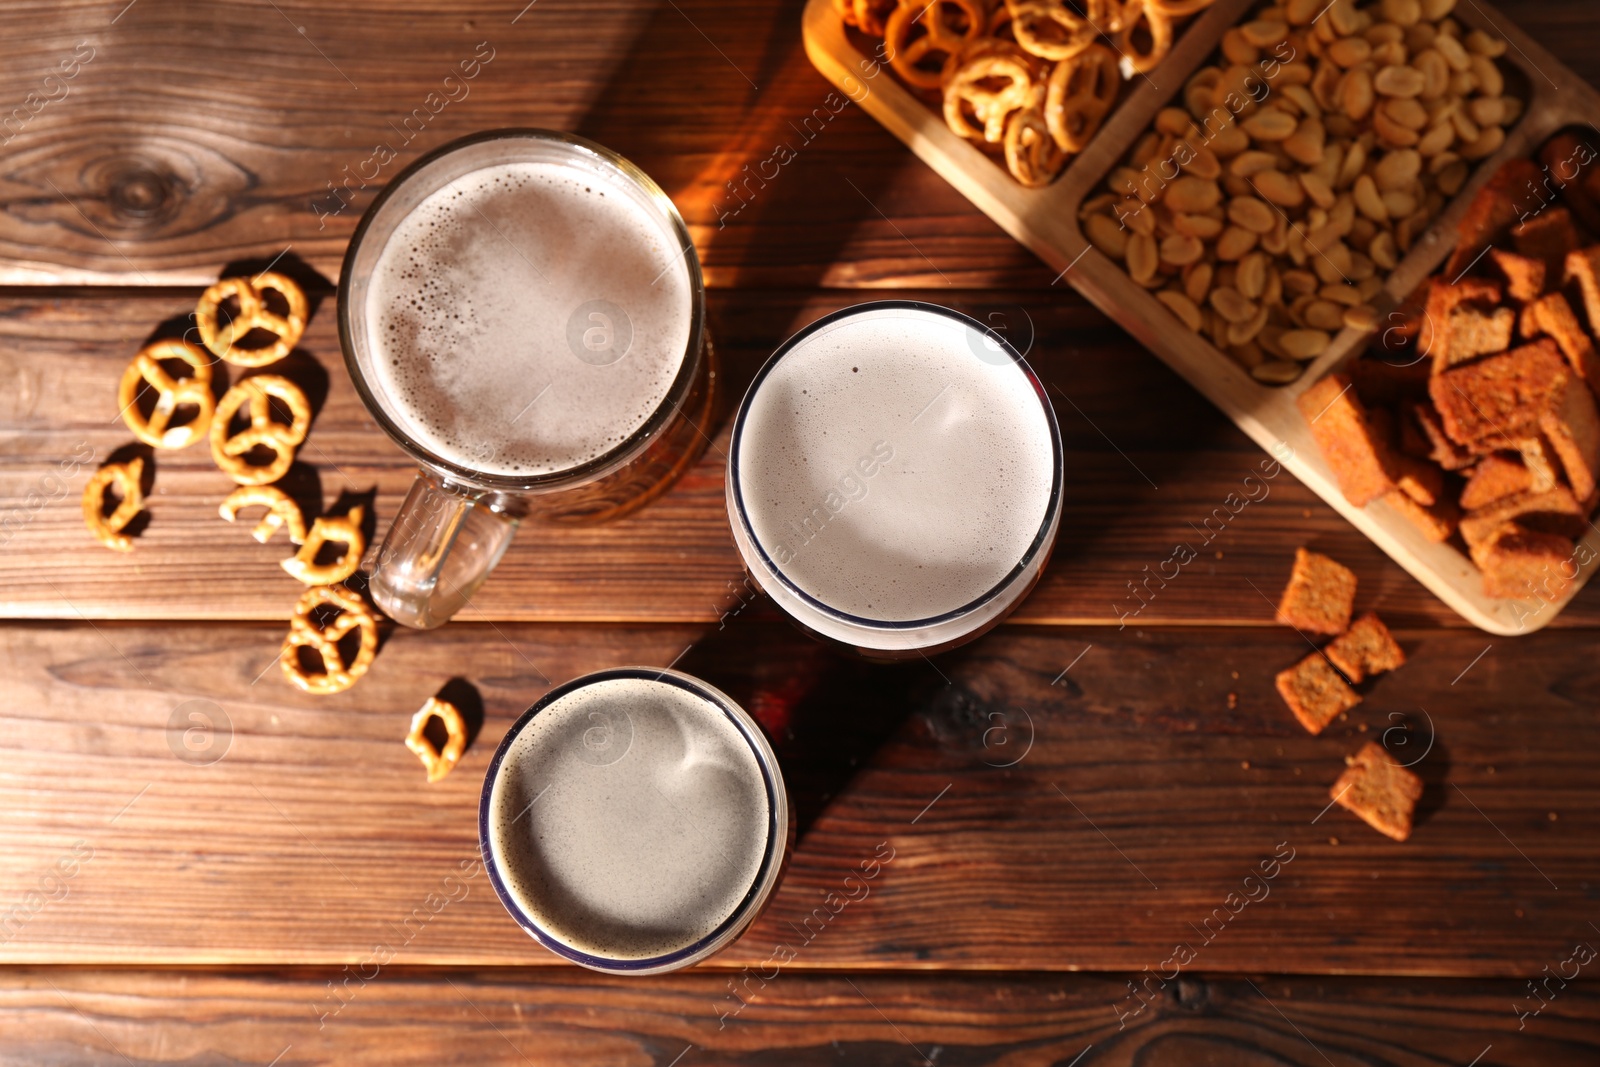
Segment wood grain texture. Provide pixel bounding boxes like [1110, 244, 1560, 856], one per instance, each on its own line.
[0, 0, 1589, 288]
[1, 618, 1593, 972]
[7, 289, 1599, 627]
[2, 968, 1596, 1065]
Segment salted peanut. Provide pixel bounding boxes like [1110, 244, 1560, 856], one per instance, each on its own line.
[1184, 261, 1213, 304]
[1435, 32, 1470, 71]
[1380, 0, 1421, 25]
[1373, 108, 1421, 147]
[1459, 125, 1504, 160]
[1352, 174, 1388, 222]
[1383, 97, 1429, 131]
[1298, 171, 1337, 210]
[1130, 133, 1162, 168]
[1372, 148, 1422, 190]
[1126, 232, 1159, 283]
[1303, 299, 1347, 330]
[1283, 118, 1327, 165]
[1254, 169, 1307, 208]
[1166, 176, 1222, 213]
[1470, 54, 1503, 97]
[1160, 233, 1205, 266]
[1469, 97, 1505, 126]
[1222, 28, 1258, 65]
[1210, 286, 1258, 324]
[1156, 289, 1204, 331]
[1254, 358, 1303, 383]
[1448, 69, 1477, 97]
[1156, 107, 1197, 136]
[1344, 304, 1380, 330]
[1229, 196, 1278, 234]
[1436, 158, 1469, 195]
[1321, 282, 1363, 306]
[1413, 49, 1450, 99]
[1283, 84, 1322, 120]
[1328, 0, 1362, 36]
[1080, 193, 1118, 219]
[1501, 97, 1524, 125]
[1369, 230, 1398, 269]
[1217, 225, 1260, 261]
[1122, 201, 1157, 235]
[1286, 0, 1322, 23]
[1326, 36, 1372, 68]
[1173, 213, 1225, 239]
[1336, 139, 1368, 188]
[1339, 69, 1376, 120]
[1236, 251, 1269, 299]
[1417, 122, 1454, 156]
[1371, 39, 1408, 69]
[1374, 64, 1426, 97]
[1182, 144, 1223, 180]
[1229, 303, 1270, 345]
[1241, 19, 1288, 47]
[1464, 29, 1506, 57]
[1312, 63, 1344, 112]
[1244, 109, 1298, 142]
[1281, 328, 1332, 359]
[1263, 265, 1284, 306]
[1382, 189, 1418, 218]
[1085, 213, 1129, 258]
[1283, 268, 1320, 295]
[1420, 0, 1455, 17]
[1210, 123, 1251, 157]
[1231, 150, 1280, 177]
[1450, 107, 1480, 143]
[1404, 21, 1436, 51]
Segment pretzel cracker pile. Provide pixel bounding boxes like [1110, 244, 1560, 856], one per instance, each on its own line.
[841, 0, 1220, 187]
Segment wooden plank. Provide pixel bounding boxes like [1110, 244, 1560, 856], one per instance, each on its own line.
[0, 0, 1589, 288]
[7, 289, 1600, 627]
[2, 968, 1596, 1065]
[1, 618, 1594, 972]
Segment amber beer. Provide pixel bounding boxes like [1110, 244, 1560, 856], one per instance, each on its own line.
[338, 129, 712, 628]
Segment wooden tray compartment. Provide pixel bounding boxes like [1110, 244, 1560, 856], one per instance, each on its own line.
[803, 0, 1600, 633]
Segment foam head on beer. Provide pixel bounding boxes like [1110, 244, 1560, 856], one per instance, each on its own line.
[363, 156, 692, 477]
[486, 673, 775, 964]
[732, 304, 1059, 627]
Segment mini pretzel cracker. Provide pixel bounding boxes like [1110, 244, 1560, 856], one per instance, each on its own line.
[1007, 0, 1101, 61]
[280, 583, 378, 696]
[280, 506, 366, 586]
[1004, 90, 1068, 187]
[943, 45, 1038, 144]
[210, 375, 311, 486]
[405, 696, 468, 783]
[195, 272, 308, 368]
[118, 339, 215, 449]
[82, 458, 144, 551]
[1116, 0, 1171, 74]
[219, 485, 306, 544]
[1045, 41, 1119, 152]
[885, 0, 985, 90]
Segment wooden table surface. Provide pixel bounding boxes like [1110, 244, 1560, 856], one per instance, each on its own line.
[2, 0, 1598, 1063]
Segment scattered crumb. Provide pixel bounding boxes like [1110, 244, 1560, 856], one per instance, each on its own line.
[1294, 767, 1302, 775]
[1241, 761, 1250, 769]
[1329, 837, 1339, 845]
[1515, 909, 1525, 917]
[1232, 671, 1240, 680]
[1548, 812, 1558, 821]
[1303, 509, 1312, 518]
[1358, 723, 1368, 732]
[1227, 692, 1239, 709]
[1215, 550, 1223, 559]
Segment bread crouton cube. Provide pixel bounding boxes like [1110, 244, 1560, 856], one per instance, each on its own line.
[1429, 339, 1571, 447]
[1540, 378, 1600, 500]
[1299, 374, 1395, 507]
[1511, 206, 1581, 278]
[1491, 248, 1547, 303]
[1459, 454, 1535, 510]
[1276, 547, 1357, 635]
[1443, 159, 1544, 281]
[1564, 246, 1600, 334]
[1459, 486, 1589, 550]
[1469, 522, 1578, 601]
[1441, 305, 1517, 368]
[1277, 652, 1362, 735]
[1528, 293, 1600, 397]
[1410, 402, 1476, 470]
[1330, 741, 1423, 842]
[1324, 612, 1405, 684]
[1383, 488, 1458, 542]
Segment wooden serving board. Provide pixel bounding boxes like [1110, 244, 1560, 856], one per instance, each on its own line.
[803, 0, 1600, 635]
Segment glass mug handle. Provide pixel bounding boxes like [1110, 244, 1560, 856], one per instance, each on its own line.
[369, 470, 520, 630]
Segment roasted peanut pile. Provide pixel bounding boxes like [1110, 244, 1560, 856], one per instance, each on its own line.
[1082, 0, 1520, 384]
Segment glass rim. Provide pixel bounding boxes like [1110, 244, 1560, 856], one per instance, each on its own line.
[477, 666, 788, 975]
[336, 127, 707, 494]
[727, 299, 1065, 632]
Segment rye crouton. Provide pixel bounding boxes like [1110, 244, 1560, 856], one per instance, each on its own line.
[1324, 612, 1406, 684]
[1565, 246, 1600, 333]
[1429, 339, 1571, 447]
[1276, 547, 1358, 635]
[1383, 489, 1459, 542]
[1527, 293, 1600, 396]
[1421, 277, 1504, 373]
[1491, 248, 1547, 303]
[1277, 653, 1362, 735]
[1459, 485, 1589, 550]
[1443, 159, 1544, 281]
[1512, 207, 1582, 278]
[1459, 454, 1535, 509]
[1299, 374, 1395, 507]
[1410, 402, 1476, 470]
[1442, 305, 1518, 368]
[1330, 741, 1423, 842]
[1469, 522, 1577, 601]
[1515, 436, 1561, 493]
[1540, 378, 1600, 500]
